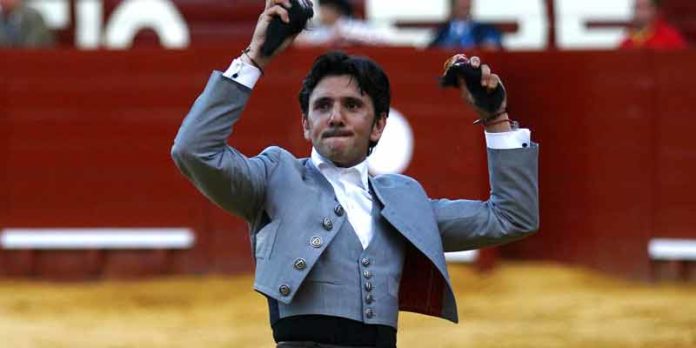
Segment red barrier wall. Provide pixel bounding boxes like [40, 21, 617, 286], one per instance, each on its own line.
[1, 47, 695, 280]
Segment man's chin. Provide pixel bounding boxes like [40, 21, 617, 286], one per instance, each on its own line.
[323, 147, 348, 162]
[317, 148, 351, 166]
[322, 138, 351, 152]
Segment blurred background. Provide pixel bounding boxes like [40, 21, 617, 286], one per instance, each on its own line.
[1, 0, 695, 347]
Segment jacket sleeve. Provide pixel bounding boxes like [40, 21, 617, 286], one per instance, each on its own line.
[431, 146, 539, 251]
[171, 71, 278, 221]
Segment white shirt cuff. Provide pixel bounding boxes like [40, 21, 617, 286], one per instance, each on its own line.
[222, 57, 262, 89]
[485, 128, 532, 149]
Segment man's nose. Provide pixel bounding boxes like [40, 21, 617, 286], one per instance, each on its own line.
[328, 105, 345, 126]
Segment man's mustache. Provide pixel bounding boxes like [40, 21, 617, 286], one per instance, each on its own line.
[322, 128, 353, 138]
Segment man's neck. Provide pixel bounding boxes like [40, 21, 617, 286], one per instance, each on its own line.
[311, 147, 370, 190]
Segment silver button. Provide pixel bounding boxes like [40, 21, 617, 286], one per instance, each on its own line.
[363, 270, 372, 279]
[365, 294, 374, 304]
[364, 282, 373, 291]
[365, 308, 374, 318]
[279, 284, 291, 296]
[322, 217, 333, 231]
[310, 236, 323, 248]
[361, 258, 371, 267]
[294, 258, 306, 270]
[334, 205, 344, 216]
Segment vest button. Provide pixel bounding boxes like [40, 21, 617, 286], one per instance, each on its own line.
[363, 270, 372, 279]
[322, 217, 333, 231]
[361, 257, 371, 267]
[364, 282, 373, 292]
[278, 284, 291, 296]
[310, 236, 323, 248]
[293, 258, 307, 270]
[334, 204, 344, 216]
[365, 308, 374, 318]
[365, 294, 374, 304]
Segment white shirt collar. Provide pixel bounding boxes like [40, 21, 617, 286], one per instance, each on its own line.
[310, 147, 369, 190]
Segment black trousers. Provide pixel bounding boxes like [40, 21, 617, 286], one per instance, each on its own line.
[272, 315, 397, 348]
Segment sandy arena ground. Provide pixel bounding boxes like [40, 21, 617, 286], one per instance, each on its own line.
[0, 262, 694, 348]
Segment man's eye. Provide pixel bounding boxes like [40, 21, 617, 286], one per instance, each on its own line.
[346, 101, 360, 110]
[315, 102, 330, 111]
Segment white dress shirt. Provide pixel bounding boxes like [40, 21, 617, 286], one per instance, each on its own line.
[224, 57, 533, 248]
[311, 149, 374, 249]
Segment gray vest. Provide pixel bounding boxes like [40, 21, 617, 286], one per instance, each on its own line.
[273, 193, 407, 328]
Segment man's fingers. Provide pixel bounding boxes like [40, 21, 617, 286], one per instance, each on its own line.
[266, 5, 290, 23]
[275, 0, 292, 9]
[266, 0, 291, 10]
[469, 56, 481, 68]
[469, 56, 493, 88]
[488, 74, 501, 90]
[481, 64, 493, 87]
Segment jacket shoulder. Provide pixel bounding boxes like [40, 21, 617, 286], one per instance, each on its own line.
[372, 173, 424, 190]
[257, 146, 306, 172]
[259, 146, 300, 162]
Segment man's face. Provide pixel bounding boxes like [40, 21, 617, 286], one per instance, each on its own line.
[633, 0, 657, 29]
[453, 0, 472, 20]
[303, 75, 386, 168]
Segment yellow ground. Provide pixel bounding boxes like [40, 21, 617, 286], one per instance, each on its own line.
[0, 263, 694, 348]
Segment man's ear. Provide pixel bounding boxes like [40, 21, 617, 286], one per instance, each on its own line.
[370, 112, 388, 142]
[302, 114, 311, 140]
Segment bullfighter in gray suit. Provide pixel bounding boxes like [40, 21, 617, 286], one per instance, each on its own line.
[171, 1, 538, 347]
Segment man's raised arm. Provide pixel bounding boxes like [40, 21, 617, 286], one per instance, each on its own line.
[433, 55, 539, 251]
[170, 0, 299, 221]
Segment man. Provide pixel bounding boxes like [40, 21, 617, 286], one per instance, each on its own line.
[620, 0, 687, 50]
[294, 0, 385, 47]
[0, 0, 54, 48]
[429, 0, 503, 51]
[172, 1, 538, 347]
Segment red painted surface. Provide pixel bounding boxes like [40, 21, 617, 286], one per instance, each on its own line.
[1, 47, 695, 280]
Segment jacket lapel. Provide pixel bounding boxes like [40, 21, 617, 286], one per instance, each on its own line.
[302, 159, 335, 194]
[368, 176, 449, 277]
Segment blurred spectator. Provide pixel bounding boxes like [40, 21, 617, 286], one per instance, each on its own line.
[429, 0, 502, 51]
[620, 0, 687, 50]
[295, 0, 385, 47]
[0, 0, 54, 48]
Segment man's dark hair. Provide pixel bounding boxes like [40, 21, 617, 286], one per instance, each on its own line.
[319, 0, 354, 18]
[298, 51, 391, 156]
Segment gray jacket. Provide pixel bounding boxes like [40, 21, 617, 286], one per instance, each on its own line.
[171, 72, 539, 323]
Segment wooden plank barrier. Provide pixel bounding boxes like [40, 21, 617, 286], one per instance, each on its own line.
[0, 47, 695, 281]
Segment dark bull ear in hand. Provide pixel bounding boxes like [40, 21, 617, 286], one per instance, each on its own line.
[261, 0, 314, 57]
[440, 54, 506, 119]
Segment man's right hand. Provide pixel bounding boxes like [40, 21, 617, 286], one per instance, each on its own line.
[244, 0, 300, 69]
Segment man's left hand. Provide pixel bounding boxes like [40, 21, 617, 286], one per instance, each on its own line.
[443, 54, 512, 133]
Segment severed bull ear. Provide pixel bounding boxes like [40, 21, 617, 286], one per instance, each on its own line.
[440, 54, 506, 118]
[261, 0, 314, 57]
